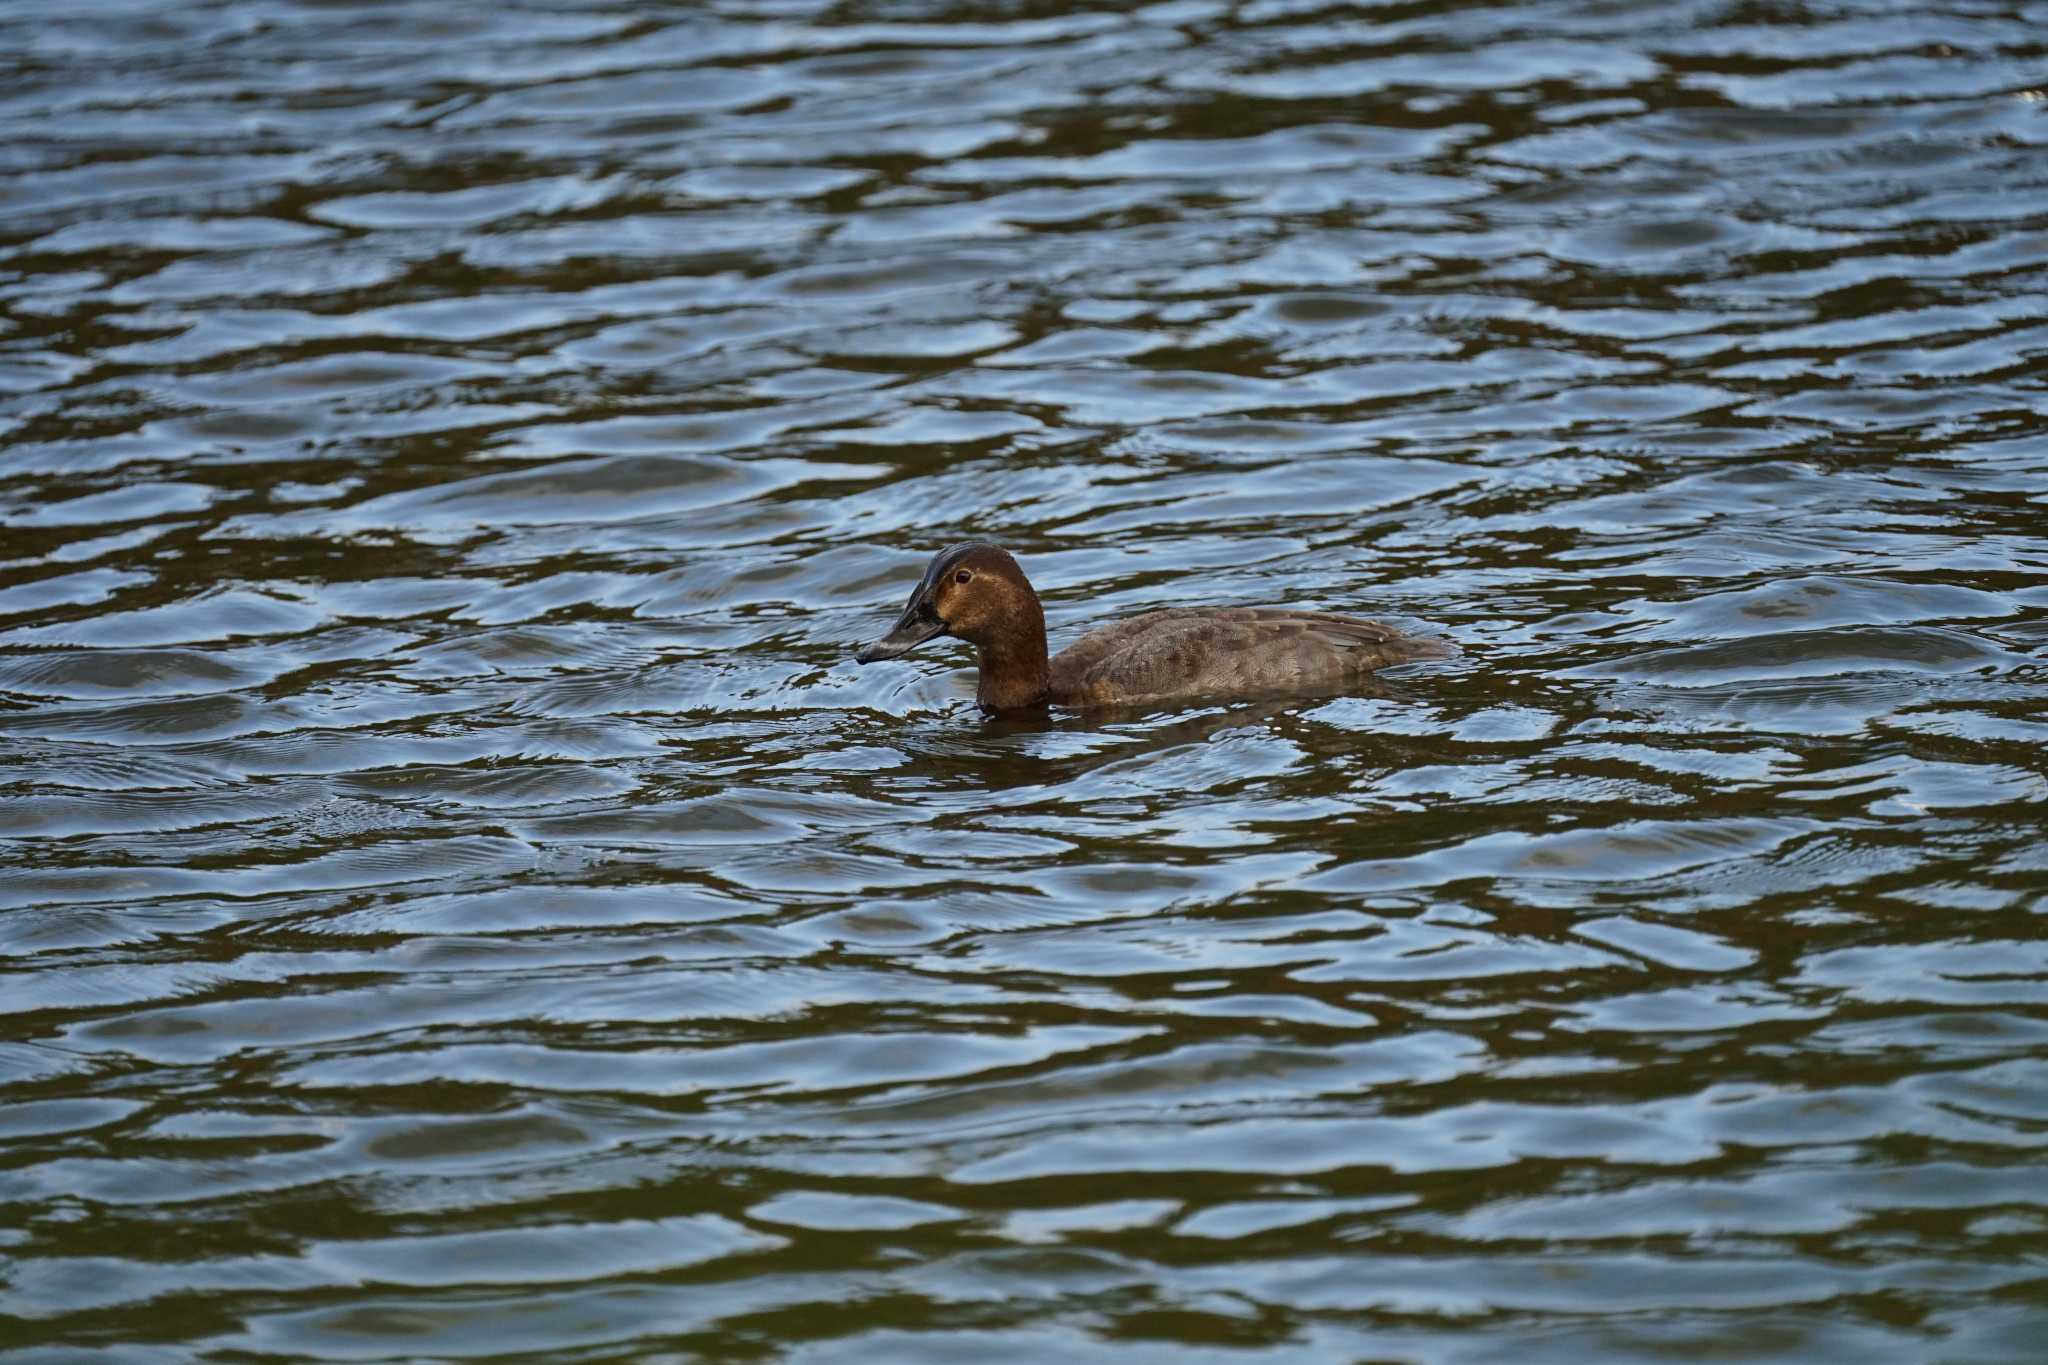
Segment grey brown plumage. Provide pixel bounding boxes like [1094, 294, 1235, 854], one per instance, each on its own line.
[855, 542, 1451, 713]
[1049, 606, 1449, 708]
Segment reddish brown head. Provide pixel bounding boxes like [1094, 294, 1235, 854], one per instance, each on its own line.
[854, 543, 1050, 709]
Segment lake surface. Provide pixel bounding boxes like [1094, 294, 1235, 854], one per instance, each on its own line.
[3, 0, 2046, 1359]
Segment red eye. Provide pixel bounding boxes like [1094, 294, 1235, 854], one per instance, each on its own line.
[954, 569, 972, 584]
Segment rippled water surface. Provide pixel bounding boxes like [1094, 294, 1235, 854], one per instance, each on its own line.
[4, 0, 2048, 1358]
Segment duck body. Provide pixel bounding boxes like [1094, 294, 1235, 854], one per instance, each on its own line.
[856, 543, 1451, 713]
[1047, 605, 1445, 709]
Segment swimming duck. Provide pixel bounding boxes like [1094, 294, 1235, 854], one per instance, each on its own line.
[854, 543, 1451, 712]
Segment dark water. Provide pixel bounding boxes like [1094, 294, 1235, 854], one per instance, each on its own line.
[3, 0, 2047, 1358]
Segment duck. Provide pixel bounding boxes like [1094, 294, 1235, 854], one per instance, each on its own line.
[854, 542, 1452, 712]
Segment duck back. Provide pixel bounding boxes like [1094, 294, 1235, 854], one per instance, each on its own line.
[1048, 607, 1450, 708]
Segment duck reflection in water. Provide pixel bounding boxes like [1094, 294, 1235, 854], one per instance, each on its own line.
[856, 543, 1453, 714]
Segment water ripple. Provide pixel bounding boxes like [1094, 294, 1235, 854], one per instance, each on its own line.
[2, 0, 2045, 1359]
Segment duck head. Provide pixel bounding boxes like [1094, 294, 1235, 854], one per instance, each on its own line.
[855, 544, 1053, 710]
[855, 542, 1044, 663]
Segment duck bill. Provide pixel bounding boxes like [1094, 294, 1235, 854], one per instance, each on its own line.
[855, 599, 945, 663]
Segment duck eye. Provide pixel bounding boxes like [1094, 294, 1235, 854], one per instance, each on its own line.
[954, 569, 972, 584]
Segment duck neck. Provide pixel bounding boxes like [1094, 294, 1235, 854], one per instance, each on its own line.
[974, 603, 1050, 712]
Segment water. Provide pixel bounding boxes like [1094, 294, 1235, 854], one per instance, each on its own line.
[3, 0, 2046, 1358]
